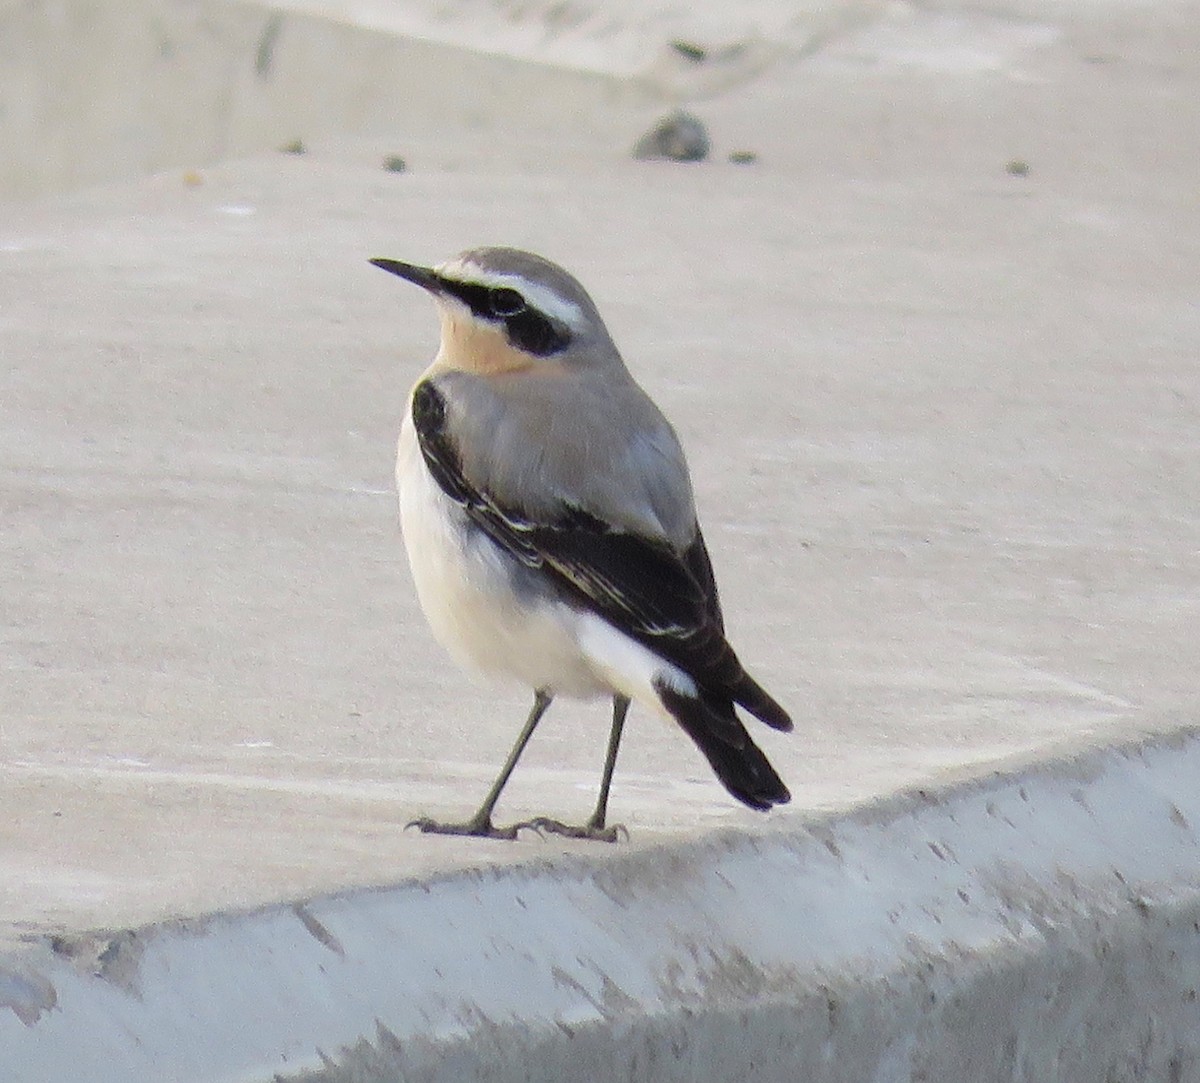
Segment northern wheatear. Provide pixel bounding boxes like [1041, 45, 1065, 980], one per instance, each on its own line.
[371, 247, 791, 841]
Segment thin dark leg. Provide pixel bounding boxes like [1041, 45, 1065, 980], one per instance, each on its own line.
[519, 695, 630, 843]
[409, 690, 553, 840]
[588, 695, 629, 832]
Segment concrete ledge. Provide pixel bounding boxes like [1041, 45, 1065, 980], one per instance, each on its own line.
[0, 0, 640, 201]
[3, 1, 1198, 1078]
[1, 0, 871, 200]
[6, 724, 1200, 1081]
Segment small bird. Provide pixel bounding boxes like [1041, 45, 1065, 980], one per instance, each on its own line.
[371, 247, 791, 841]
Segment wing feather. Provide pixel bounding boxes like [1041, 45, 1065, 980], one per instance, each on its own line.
[411, 379, 791, 731]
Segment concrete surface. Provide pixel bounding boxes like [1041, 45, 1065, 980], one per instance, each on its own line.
[1, 0, 1199, 1077]
[6, 728, 1200, 1082]
[0, 0, 872, 201]
[0, 0, 632, 202]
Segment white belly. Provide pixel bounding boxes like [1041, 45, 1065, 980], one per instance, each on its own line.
[396, 418, 608, 698]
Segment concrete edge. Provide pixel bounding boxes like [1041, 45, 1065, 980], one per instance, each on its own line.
[4, 718, 1200, 1081]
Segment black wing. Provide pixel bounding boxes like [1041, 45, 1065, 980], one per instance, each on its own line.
[412, 380, 791, 732]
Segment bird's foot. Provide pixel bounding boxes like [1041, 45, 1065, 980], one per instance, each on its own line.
[406, 815, 519, 841]
[517, 816, 628, 843]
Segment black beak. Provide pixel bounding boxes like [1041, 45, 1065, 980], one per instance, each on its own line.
[369, 258, 443, 293]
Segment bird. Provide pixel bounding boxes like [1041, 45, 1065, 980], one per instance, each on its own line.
[371, 246, 792, 841]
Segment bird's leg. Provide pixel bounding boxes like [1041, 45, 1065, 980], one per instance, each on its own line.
[588, 695, 629, 834]
[520, 695, 630, 843]
[408, 690, 553, 840]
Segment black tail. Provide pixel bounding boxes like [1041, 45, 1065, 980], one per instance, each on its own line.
[656, 682, 791, 811]
[732, 671, 793, 733]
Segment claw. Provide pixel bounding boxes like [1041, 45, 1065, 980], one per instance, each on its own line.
[406, 815, 520, 841]
[515, 816, 627, 843]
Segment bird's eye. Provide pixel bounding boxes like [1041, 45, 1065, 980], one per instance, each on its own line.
[488, 287, 525, 317]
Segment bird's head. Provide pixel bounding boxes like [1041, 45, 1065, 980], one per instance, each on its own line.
[370, 247, 620, 375]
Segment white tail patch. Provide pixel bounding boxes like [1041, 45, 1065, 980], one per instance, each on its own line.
[576, 612, 697, 711]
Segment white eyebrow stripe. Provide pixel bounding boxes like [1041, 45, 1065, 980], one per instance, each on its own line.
[437, 260, 586, 330]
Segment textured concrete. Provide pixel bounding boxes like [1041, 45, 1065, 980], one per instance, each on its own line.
[6, 729, 1200, 1081]
[1, 0, 1199, 1077]
[0, 0, 640, 201]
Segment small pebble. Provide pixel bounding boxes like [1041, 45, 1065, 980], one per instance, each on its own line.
[280, 139, 306, 155]
[1006, 159, 1030, 177]
[728, 150, 758, 165]
[382, 155, 407, 174]
[182, 170, 204, 187]
[670, 40, 707, 62]
[632, 111, 710, 163]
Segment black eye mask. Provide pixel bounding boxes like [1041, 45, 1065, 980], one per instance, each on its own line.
[440, 278, 572, 357]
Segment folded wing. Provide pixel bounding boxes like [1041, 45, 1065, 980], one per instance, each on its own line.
[412, 379, 792, 737]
